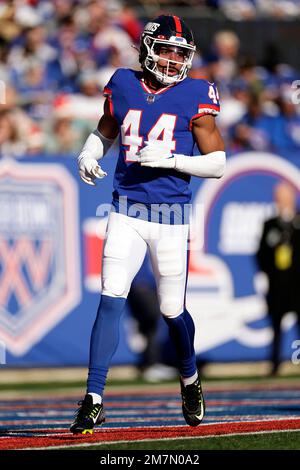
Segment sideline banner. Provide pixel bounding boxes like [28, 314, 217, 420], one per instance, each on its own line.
[0, 151, 299, 365]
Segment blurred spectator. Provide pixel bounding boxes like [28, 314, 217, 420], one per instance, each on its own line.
[0, 37, 11, 81]
[51, 0, 75, 23]
[0, 1, 22, 42]
[118, 4, 143, 43]
[0, 1, 299, 158]
[229, 93, 273, 151]
[51, 71, 106, 128]
[88, 0, 137, 68]
[218, 57, 263, 130]
[212, 30, 240, 84]
[189, 52, 209, 80]
[238, 57, 264, 96]
[52, 14, 94, 93]
[12, 58, 53, 120]
[271, 86, 300, 151]
[0, 109, 26, 158]
[256, 182, 300, 375]
[45, 116, 87, 155]
[228, 84, 300, 153]
[217, 85, 248, 131]
[257, 0, 300, 18]
[219, 0, 257, 20]
[26, 122, 45, 154]
[96, 47, 124, 90]
[0, 107, 44, 157]
[208, 0, 300, 18]
[8, 24, 57, 68]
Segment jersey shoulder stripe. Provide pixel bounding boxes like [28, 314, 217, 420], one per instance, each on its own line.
[184, 77, 220, 129]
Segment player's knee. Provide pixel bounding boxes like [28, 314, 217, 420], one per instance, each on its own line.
[160, 297, 183, 318]
[102, 267, 128, 297]
[157, 239, 184, 277]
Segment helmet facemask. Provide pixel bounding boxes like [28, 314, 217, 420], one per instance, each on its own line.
[142, 35, 195, 85]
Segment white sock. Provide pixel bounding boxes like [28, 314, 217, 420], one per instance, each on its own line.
[88, 392, 102, 405]
[181, 372, 198, 387]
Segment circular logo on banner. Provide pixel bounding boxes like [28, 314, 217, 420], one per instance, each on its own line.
[0, 160, 81, 356]
[187, 152, 300, 360]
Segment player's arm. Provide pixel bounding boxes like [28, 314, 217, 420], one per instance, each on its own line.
[174, 114, 226, 178]
[192, 114, 225, 155]
[78, 99, 119, 186]
[97, 99, 119, 140]
[137, 114, 225, 179]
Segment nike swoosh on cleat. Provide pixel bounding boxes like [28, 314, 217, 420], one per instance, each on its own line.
[82, 429, 93, 435]
[194, 408, 205, 420]
[88, 408, 102, 424]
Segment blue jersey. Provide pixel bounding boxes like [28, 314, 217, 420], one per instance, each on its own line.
[103, 68, 220, 221]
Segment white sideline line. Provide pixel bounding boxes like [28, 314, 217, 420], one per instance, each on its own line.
[21, 428, 300, 451]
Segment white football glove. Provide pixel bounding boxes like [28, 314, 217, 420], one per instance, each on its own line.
[78, 158, 107, 186]
[137, 141, 176, 169]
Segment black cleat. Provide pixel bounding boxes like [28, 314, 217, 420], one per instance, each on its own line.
[70, 394, 105, 435]
[180, 374, 205, 427]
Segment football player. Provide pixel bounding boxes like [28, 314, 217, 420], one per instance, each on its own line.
[70, 15, 225, 434]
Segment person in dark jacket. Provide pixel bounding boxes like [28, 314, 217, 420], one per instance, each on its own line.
[256, 181, 300, 375]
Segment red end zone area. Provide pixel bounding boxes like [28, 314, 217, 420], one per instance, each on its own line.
[1, 382, 300, 449]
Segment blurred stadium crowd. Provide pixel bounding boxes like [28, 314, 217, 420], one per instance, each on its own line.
[206, 0, 300, 20]
[0, 0, 299, 158]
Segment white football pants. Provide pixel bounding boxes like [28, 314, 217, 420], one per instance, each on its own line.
[101, 212, 189, 318]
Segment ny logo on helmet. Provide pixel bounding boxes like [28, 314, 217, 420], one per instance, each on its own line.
[144, 22, 160, 33]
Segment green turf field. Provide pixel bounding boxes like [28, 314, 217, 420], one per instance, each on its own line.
[65, 431, 300, 450]
[1, 373, 300, 451]
[1, 372, 300, 391]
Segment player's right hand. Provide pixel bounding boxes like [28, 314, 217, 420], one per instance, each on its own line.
[78, 158, 107, 186]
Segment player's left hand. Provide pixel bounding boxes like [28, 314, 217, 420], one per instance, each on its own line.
[137, 142, 176, 169]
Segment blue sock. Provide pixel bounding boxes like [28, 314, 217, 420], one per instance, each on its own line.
[87, 294, 126, 396]
[163, 308, 197, 378]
